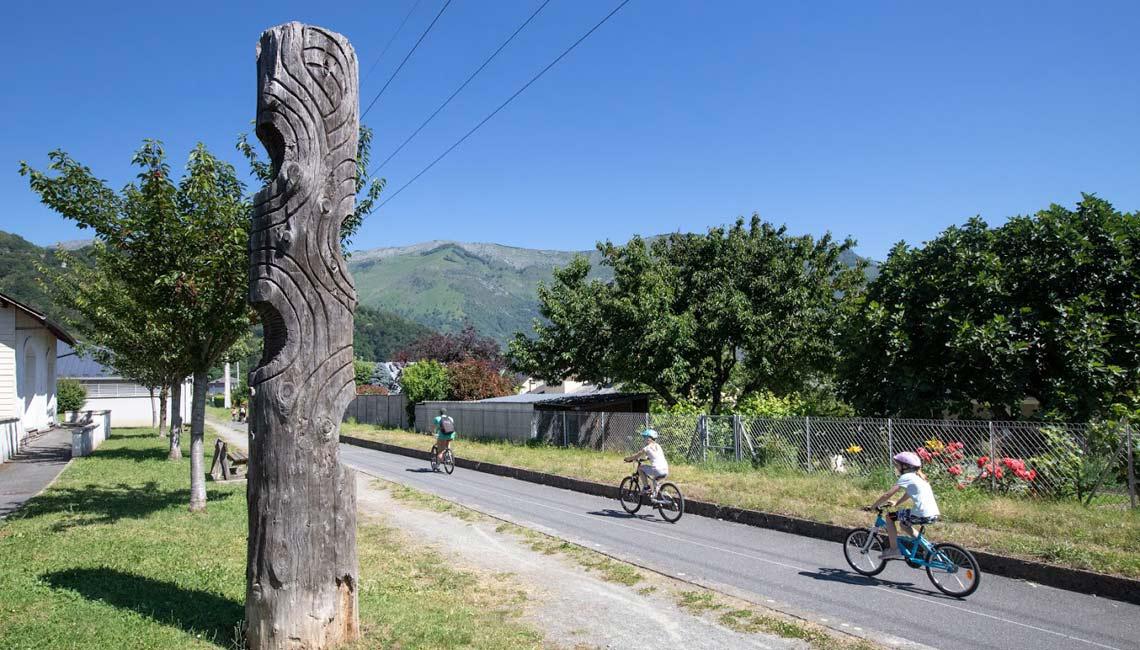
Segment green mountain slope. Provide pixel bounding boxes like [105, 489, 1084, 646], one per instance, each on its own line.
[0, 231, 93, 328]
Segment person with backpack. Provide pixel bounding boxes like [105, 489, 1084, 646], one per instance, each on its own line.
[433, 408, 456, 464]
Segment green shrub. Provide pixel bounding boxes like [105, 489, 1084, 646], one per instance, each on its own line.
[1030, 422, 1122, 503]
[56, 379, 87, 413]
[212, 394, 225, 407]
[401, 360, 449, 427]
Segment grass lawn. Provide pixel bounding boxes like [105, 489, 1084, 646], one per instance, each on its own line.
[0, 428, 540, 649]
[343, 425, 1140, 579]
[206, 405, 236, 422]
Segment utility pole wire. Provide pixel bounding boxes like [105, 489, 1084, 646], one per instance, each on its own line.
[362, 0, 454, 119]
[370, 0, 554, 175]
[375, 0, 632, 209]
[362, 0, 425, 83]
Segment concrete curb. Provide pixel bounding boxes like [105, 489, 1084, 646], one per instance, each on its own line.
[342, 434, 1140, 606]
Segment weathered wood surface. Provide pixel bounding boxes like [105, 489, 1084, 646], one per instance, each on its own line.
[209, 439, 248, 481]
[246, 22, 360, 649]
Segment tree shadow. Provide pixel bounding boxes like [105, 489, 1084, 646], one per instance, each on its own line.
[86, 446, 173, 463]
[44, 567, 243, 646]
[9, 481, 233, 531]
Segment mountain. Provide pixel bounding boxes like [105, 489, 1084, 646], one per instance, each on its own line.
[0, 230, 94, 328]
[348, 241, 606, 344]
[348, 240, 879, 344]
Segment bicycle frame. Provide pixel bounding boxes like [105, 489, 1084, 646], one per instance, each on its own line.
[865, 511, 959, 572]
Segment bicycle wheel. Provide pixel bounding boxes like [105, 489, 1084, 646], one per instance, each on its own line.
[843, 528, 888, 576]
[429, 446, 439, 472]
[926, 543, 981, 598]
[619, 476, 642, 514]
[442, 449, 455, 475]
[656, 483, 685, 523]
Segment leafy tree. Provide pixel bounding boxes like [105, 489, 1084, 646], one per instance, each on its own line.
[56, 378, 87, 413]
[22, 141, 250, 510]
[446, 359, 515, 401]
[509, 216, 864, 412]
[397, 325, 504, 369]
[353, 304, 434, 361]
[400, 360, 450, 426]
[354, 359, 377, 386]
[840, 195, 1140, 420]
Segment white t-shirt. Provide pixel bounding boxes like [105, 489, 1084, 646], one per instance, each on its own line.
[896, 472, 939, 519]
[643, 442, 669, 474]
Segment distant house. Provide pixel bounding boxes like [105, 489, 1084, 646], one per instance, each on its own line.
[517, 378, 599, 395]
[56, 343, 190, 428]
[0, 291, 76, 463]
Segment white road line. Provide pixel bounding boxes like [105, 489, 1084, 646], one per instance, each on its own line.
[347, 450, 1124, 650]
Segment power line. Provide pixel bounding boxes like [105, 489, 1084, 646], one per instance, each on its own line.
[370, 0, 554, 175]
[375, 0, 632, 210]
[362, 0, 425, 83]
[361, 0, 454, 119]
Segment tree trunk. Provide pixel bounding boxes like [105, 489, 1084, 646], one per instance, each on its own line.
[189, 370, 208, 512]
[149, 387, 157, 431]
[158, 385, 169, 437]
[245, 22, 360, 649]
[169, 380, 183, 461]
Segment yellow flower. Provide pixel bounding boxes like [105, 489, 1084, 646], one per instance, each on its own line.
[925, 438, 945, 452]
[845, 444, 863, 454]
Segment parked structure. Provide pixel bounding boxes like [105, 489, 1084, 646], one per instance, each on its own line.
[56, 342, 190, 427]
[0, 291, 76, 463]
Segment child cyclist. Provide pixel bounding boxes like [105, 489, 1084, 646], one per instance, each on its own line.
[432, 408, 456, 466]
[624, 428, 670, 496]
[868, 451, 940, 560]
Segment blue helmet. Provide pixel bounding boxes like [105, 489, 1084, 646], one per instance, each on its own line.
[641, 428, 658, 439]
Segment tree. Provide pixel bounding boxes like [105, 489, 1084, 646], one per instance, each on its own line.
[353, 304, 435, 361]
[839, 195, 1140, 420]
[397, 325, 504, 369]
[401, 360, 450, 425]
[56, 378, 87, 413]
[447, 359, 515, 401]
[509, 216, 864, 412]
[22, 141, 251, 510]
[354, 359, 376, 386]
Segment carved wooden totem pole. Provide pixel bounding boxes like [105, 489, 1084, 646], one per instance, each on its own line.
[246, 22, 360, 649]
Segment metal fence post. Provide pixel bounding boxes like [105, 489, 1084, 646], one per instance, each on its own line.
[887, 418, 893, 459]
[1127, 424, 1136, 509]
[699, 415, 708, 462]
[805, 416, 812, 472]
[733, 415, 742, 462]
[988, 421, 997, 493]
[562, 411, 568, 447]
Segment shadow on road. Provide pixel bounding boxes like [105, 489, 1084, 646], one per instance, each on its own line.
[404, 468, 438, 474]
[44, 567, 243, 645]
[587, 508, 672, 524]
[799, 566, 964, 601]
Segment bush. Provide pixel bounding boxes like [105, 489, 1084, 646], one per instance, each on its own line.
[354, 359, 376, 386]
[447, 359, 514, 402]
[356, 384, 390, 396]
[401, 361, 449, 427]
[212, 394, 225, 407]
[56, 379, 87, 413]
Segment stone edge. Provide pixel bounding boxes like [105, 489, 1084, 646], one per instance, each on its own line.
[341, 435, 1140, 606]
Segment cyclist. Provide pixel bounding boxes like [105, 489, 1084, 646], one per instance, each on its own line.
[624, 428, 669, 497]
[432, 408, 456, 466]
[869, 451, 940, 560]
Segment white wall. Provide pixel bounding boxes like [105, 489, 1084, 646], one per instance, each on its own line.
[75, 379, 191, 428]
[14, 311, 58, 432]
[0, 306, 16, 421]
[0, 417, 24, 464]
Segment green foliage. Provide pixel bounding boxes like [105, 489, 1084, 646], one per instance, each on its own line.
[400, 360, 450, 426]
[354, 359, 377, 386]
[0, 231, 94, 330]
[1030, 422, 1123, 503]
[840, 195, 1140, 420]
[445, 359, 515, 402]
[509, 216, 864, 413]
[354, 304, 435, 361]
[56, 378, 87, 413]
[735, 389, 854, 418]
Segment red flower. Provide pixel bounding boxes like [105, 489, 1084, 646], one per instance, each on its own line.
[1026, 470, 1037, 481]
[994, 467, 1004, 479]
[947, 466, 962, 476]
[977, 456, 989, 468]
[917, 448, 933, 462]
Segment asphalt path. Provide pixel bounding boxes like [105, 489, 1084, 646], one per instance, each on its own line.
[340, 442, 1139, 650]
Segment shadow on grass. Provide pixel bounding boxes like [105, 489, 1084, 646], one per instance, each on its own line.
[44, 567, 243, 646]
[87, 446, 175, 463]
[10, 482, 234, 530]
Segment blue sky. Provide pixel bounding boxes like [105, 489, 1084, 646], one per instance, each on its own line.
[3, 1, 1137, 260]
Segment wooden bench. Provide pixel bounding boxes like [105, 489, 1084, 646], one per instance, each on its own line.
[209, 439, 248, 481]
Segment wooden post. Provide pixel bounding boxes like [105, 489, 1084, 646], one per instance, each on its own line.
[246, 22, 360, 649]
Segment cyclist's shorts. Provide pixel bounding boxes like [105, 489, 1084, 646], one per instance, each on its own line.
[435, 432, 456, 441]
[638, 465, 668, 480]
[891, 509, 938, 526]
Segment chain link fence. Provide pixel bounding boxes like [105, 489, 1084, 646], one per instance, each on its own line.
[530, 411, 1137, 505]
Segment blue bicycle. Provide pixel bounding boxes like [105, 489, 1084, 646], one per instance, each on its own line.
[843, 506, 981, 598]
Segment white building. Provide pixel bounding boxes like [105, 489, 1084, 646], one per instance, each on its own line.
[0, 291, 76, 463]
[56, 343, 190, 428]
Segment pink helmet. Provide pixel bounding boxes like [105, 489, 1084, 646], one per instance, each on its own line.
[893, 451, 922, 468]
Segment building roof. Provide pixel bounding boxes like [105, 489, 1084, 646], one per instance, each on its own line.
[478, 388, 651, 409]
[0, 290, 76, 346]
[56, 342, 121, 379]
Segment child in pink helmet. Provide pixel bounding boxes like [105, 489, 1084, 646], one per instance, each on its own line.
[869, 451, 941, 560]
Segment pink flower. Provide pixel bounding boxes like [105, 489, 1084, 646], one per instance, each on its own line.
[947, 466, 962, 476]
[977, 456, 990, 468]
[1027, 469, 1037, 481]
[917, 448, 933, 462]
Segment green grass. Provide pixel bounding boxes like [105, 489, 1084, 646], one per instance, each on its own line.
[0, 429, 540, 649]
[205, 405, 233, 421]
[344, 425, 1140, 579]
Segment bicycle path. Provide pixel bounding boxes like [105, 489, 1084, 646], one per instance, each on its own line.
[338, 441, 1139, 650]
[0, 428, 72, 519]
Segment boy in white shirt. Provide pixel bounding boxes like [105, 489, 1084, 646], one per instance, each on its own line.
[869, 451, 941, 560]
[624, 429, 670, 497]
